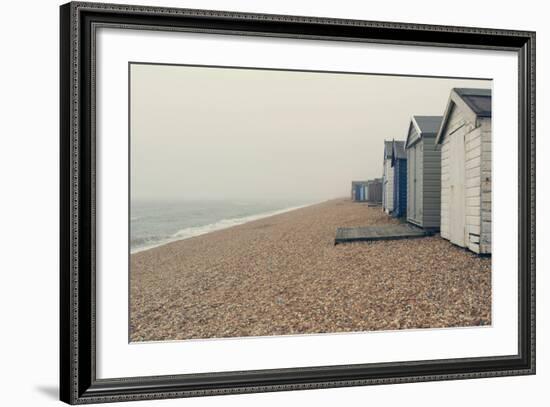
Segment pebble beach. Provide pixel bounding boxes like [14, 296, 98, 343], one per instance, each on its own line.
[130, 198, 491, 342]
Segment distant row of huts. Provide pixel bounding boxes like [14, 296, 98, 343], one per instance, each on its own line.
[352, 88, 491, 254]
[350, 179, 382, 205]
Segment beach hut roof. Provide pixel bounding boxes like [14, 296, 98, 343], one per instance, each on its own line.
[405, 115, 443, 148]
[415, 116, 444, 133]
[455, 88, 492, 117]
[384, 140, 393, 159]
[391, 140, 406, 166]
[367, 178, 382, 185]
[436, 88, 492, 145]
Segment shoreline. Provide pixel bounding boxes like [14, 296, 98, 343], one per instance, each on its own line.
[131, 199, 328, 254]
[130, 198, 491, 342]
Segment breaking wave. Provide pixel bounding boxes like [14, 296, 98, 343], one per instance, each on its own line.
[131, 203, 312, 254]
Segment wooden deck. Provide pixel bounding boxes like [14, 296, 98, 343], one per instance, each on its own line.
[335, 223, 430, 244]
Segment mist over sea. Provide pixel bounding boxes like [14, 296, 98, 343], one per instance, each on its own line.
[130, 199, 316, 253]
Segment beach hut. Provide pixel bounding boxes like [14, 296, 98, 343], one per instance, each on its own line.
[366, 178, 383, 205]
[391, 140, 407, 218]
[405, 115, 443, 230]
[382, 140, 394, 214]
[435, 88, 492, 254]
[351, 181, 368, 202]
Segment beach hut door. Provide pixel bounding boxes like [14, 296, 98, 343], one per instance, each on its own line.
[449, 133, 466, 247]
[414, 145, 422, 222]
[409, 149, 415, 220]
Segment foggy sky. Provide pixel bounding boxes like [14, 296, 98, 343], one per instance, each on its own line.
[130, 63, 490, 202]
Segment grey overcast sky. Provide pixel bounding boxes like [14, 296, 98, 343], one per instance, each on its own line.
[130, 63, 490, 203]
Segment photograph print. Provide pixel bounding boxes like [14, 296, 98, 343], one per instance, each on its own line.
[129, 63, 492, 342]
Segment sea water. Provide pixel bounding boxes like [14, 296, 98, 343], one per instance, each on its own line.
[130, 200, 314, 253]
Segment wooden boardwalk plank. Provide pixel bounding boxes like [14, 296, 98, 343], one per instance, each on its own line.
[335, 224, 431, 244]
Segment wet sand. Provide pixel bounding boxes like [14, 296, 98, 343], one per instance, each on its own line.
[130, 198, 491, 341]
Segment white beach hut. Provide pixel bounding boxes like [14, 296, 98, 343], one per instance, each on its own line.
[382, 140, 394, 214]
[405, 115, 443, 230]
[435, 88, 492, 254]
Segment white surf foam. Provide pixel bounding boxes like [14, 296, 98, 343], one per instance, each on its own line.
[131, 202, 316, 254]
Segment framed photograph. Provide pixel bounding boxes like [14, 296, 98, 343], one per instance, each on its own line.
[60, 1, 535, 404]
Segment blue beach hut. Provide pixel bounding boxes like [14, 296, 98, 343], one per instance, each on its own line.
[391, 140, 407, 218]
[351, 181, 368, 202]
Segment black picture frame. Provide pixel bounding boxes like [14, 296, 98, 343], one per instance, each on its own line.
[60, 1, 536, 404]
